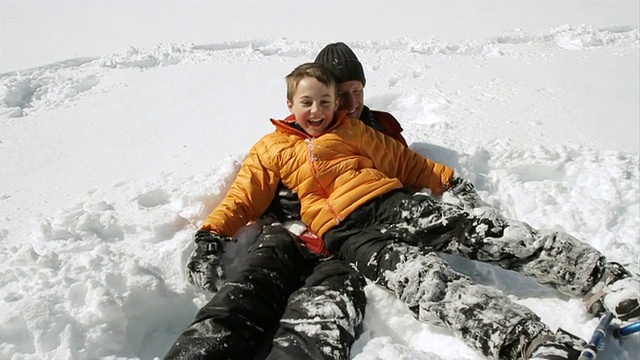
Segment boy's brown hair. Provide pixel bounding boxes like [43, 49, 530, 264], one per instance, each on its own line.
[285, 62, 339, 101]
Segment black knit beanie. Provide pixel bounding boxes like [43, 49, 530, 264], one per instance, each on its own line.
[314, 42, 366, 86]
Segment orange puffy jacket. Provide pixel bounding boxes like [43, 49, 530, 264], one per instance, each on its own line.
[201, 110, 454, 238]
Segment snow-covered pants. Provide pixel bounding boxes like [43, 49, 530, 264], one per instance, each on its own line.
[164, 224, 366, 360]
[266, 260, 367, 360]
[324, 189, 605, 359]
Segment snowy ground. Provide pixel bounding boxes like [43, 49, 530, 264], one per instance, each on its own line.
[1, 1, 639, 359]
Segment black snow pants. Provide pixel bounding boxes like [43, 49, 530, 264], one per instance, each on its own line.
[324, 189, 605, 359]
[164, 224, 366, 360]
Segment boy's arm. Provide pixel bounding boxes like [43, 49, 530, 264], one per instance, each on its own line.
[356, 119, 453, 194]
[200, 143, 280, 236]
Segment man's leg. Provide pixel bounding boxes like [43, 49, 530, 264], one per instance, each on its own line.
[164, 224, 311, 360]
[386, 192, 639, 319]
[336, 236, 583, 360]
[377, 192, 623, 300]
[265, 259, 367, 360]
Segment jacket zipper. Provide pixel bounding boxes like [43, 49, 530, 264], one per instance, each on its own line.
[307, 138, 343, 222]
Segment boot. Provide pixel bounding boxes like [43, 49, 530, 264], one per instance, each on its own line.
[584, 261, 640, 321]
[521, 328, 586, 360]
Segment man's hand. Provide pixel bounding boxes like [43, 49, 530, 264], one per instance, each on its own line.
[263, 184, 301, 222]
[185, 230, 235, 293]
[446, 177, 484, 209]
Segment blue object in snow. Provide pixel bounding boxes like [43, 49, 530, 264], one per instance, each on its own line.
[614, 321, 640, 338]
[578, 311, 615, 360]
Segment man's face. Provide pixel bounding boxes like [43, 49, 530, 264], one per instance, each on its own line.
[337, 80, 364, 119]
[287, 77, 338, 137]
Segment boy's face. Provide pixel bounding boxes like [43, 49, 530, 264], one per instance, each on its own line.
[337, 80, 364, 120]
[287, 77, 338, 137]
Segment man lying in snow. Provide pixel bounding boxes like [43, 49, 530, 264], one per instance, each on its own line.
[167, 62, 639, 359]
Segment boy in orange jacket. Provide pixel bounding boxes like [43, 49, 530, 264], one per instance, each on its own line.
[170, 43, 418, 360]
[263, 42, 413, 256]
[169, 63, 639, 360]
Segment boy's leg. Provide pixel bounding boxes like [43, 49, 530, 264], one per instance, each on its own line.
[164, 224, 311, 360]
[265, 259, 367, 360]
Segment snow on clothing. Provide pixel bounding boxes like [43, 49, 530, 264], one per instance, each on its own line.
[192, 105, 621, 358]
[164, 225, 366, 360]
[200, 109, 453, 239]
[322, 188, 605, 359]
[173, 186, 606, 359]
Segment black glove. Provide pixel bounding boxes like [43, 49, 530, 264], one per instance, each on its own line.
[446, 177, 484, 209]
[262, 183, 301, 222]
[185, 230, 235, 292]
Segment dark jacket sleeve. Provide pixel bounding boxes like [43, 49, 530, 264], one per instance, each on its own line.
[372, 110, 408, 147]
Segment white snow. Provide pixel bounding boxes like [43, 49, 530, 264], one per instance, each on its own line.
[1, 1, 639, 359]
